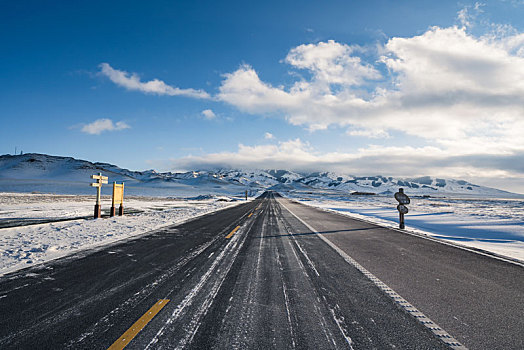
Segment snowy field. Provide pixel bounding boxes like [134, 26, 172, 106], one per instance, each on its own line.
[286, 191, 524, 263]
[0, 192, 245, 276]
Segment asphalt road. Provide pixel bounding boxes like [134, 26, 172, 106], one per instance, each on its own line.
[0, 191, 522, 349]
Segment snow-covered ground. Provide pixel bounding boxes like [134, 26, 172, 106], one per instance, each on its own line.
[286, 192, 524, 263]
[0, 193, 245, 276]
[2, 188, 523, 277]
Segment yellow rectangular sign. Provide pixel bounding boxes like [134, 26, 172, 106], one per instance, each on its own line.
[112, 183, 124, 206]
[90, 183, 101, 187]
[91, 175, 108, 181]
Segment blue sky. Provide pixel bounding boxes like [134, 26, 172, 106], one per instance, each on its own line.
[2, 1, 524, 192]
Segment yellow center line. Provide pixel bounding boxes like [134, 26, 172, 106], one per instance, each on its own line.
[107, 299, 170, 350]
[226, 225, 241, 239]
[248, 212, 253, 218]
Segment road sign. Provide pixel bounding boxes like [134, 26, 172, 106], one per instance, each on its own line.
[394, 188, 410, 229]
[397, 204, 409, 214]
[91, 173, 108, 218]
[111, 182, 125, 217]
[394, 191, 410, 205]
[112, 183, 124, 206]
[91, 174, 108, 181]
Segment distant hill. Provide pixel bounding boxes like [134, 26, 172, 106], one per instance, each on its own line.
[0, 153, 519, 198]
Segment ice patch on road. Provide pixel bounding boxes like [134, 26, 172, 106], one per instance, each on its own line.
[145, 224, 250, 349]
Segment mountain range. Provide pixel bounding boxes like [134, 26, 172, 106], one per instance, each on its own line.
[0, 153, 519, 198]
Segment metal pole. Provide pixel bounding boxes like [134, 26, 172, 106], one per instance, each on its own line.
[94, 173, 102, 219]
[97, 173, 102, 205]
[110, 182, 116, 217]
[399, 212, 405, 229]
[119, 182, 124, 216]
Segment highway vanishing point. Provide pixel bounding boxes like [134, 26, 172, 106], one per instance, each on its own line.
[0, 192, 523, 349]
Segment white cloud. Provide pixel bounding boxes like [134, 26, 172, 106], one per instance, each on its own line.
[81, 118, 130, 135]
[347, 128, 389, 138]
[99, 63, 210, 99]
[285, 40, 381, 86]
[264, 132, 274, 139]
[457, 8, 471, 28]
[217, 26, 524, 150]
[201, 109, 216, 119]
[457, 3, 484, 29]
[218, 64, 301, 114]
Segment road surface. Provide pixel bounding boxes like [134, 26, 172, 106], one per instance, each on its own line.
[0, 191, 522, 349]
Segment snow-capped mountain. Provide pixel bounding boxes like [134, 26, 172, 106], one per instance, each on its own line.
[0, 153, 519, 198]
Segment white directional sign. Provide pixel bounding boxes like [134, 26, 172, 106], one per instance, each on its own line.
[91, 174, 108, 182]
[90, 173, 108, 213]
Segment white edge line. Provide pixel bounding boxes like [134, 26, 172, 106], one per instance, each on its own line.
[288, 198, 524, 268]
[279, 199, 468, 350]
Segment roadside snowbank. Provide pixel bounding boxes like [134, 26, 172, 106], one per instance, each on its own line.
[292, 196, 524, 263]
[0, 193, 244, 276]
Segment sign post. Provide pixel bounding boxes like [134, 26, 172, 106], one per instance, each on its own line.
[111, 182, 125, 217]
[394, 188, 410, 229]
[245, 190, 248, 201]
[91, 173, 108, 219]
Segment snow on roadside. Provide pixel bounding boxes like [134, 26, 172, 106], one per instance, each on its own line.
[290, 196, 524, 263]
[0, 194, 245, 276]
